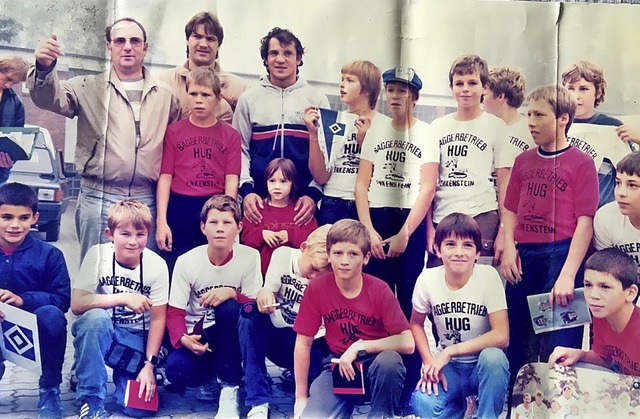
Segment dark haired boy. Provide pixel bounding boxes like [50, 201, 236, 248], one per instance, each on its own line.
[157, 11, 246, 121]
[501, 85, 599, 383]
[72, 199, 168, 418]
[293, 219, 414, 418]
[233, 27, 329, 227]
[410, 212, 509, 419]
[0, 183, 70, 419]
[428, 54, 512, 266]
[594, 151, 640, 273]
[549, 248, 640, 376]
[165, 195, 261, 419]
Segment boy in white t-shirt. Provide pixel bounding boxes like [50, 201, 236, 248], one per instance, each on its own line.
[355, 66, 439, 319]
[71, 200, 169, 418]
[427, 55, 510, 266]
[484, 66, 535, 198]
[238, 224, 332, 418]
[410, 212, 509, 419]
[304, 60, 389, 225]
[164, 195, 261, 419]
[594, 151, 640, 273]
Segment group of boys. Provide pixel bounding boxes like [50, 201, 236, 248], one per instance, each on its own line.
[2, 8, 640, 419]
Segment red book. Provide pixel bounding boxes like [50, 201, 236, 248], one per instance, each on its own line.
[331, 359, 365, 395]
[124, 380, 159, 412]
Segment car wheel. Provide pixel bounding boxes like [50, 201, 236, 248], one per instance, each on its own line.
[45, 220, 61, 242]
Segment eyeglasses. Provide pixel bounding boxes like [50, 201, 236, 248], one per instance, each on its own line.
[112, 37, 144, 47]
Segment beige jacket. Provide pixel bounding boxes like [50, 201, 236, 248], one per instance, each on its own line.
[28, 65, 180, 195]
[155, 61, 247, 123]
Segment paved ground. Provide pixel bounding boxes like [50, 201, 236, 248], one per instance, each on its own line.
[0, 200, 374, 418]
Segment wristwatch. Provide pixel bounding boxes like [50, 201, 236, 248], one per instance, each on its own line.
[356, 340, 367, 358]
[146, 355, 159, 366]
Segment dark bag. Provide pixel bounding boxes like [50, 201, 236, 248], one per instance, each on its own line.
[104, 253, 147, 376]
[104, 340, 146, 376]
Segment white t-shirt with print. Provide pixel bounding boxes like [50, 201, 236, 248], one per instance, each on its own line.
[264, 246, 311, 328]
[514, 403, 533, 418]
[169, 243, 262, 332]
[360, 119, 438, 209]
[323, 111, 391, 200]
[490, 116, 535, 191]
[75, 243, 169, 331]
[594, 201, 640, 271]
[431, 112, 509, 223]
[412, 264, 507, 363]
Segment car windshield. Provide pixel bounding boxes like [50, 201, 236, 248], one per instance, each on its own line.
[12, 148, 54, 175]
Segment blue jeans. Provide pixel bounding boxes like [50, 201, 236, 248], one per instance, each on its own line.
[317, 197, 358, 226]
[165, 299, 243, 388]
[411, 348, 509, 419]
[75, 186, 157, 261]
[364, 207, 426, 319]
[0, 305, 67, 388]
[303, 350, 406, 418]
[506, 239, 584, 386]
[238, 310, 329, 407]
[72, 309, 150, 416]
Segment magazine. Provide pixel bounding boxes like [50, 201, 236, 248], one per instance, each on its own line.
[527, 288, 591, 334]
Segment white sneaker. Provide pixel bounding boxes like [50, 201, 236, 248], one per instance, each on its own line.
[196, 381, 218, 402]
[215, 385, 240, 419]
[247, 403, 269, 419]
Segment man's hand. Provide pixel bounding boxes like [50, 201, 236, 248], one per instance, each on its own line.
[384, 231, 409, 258]
[121, 294, 152, 314]
[424, 350, 451, 385]
[35, 34, 63, 68]
[135, 362, 157, 402]
[243, 193, 264, 224]
[155, 222, 173, 252]
[262, 230, 281, 248]
[256, 288, 277, 314]
[368, 228, 386, 260]
[548, 346, 583, 368]
[200, 287, 235, 308]
[500, 246, 522, 284]
[338, 343, 359, 381]
[303, 106, 319, 134]
[354, 115, 372, 145]
[180, 334, 211, 356]
[293, 396, 308, 419]
[293, 195, 316, 226]
[0, 289, 24, 307]
[416, 354, 450, 396]
[550, 273, 575, 308]
[0, 153, 14, 169]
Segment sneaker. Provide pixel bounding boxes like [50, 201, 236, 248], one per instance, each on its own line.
[247, 402, 269, 419]
[78, 397, 108, 419]
[196, 381, 218, 402]
[215, 385, 240, 419]
[38, 387, 63, 419]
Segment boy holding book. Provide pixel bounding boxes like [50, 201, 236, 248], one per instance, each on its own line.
[0, 182, 71, 419]
[71, 199, 168, 418]
[410, 213, 509, 419]
[293, 219, 414, 418]
[238, 224, 332, 418]
[549, 248, 640, 376]
[165, 195, 261, 419]
[501, 84, 599, 382]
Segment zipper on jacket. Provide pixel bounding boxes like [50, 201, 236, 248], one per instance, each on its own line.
[279, 89, 285, 158]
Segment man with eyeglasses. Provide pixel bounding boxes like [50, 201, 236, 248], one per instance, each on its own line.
[157, 11, 246, 123]
[28, 17, 180, 261]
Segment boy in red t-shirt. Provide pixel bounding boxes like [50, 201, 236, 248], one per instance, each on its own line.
[293, 219, 415, 418]
[549, 248, 640, 376]
[501, 84, 599, 383]
[156, 66, 241, 273]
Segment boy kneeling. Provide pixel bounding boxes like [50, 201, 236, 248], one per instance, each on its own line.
[71, 200, 168, 418]
[293, 219, 415, 418]
[549, 248, 640, 376]
[410, 213, 509, 419]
